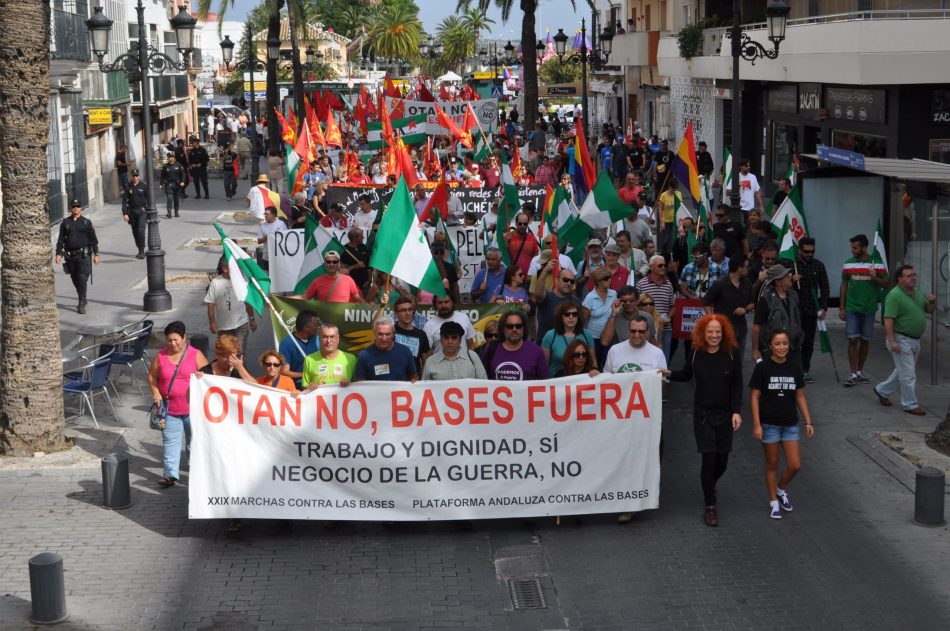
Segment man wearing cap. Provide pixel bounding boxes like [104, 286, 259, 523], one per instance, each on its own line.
[601, 243, 631, 291]
[751, 264, 803, 364]
[55, 200, 100, 314]
[245, 174, 272, 220]
[696, 141, 715, 179]
[122, 169, 148, 259]
[421, 321, 488, 380]
[218, 142, 239, 201]
[300, 250, 364, 303]
[159, 153, 186, 218]
[188, 137, 210, 199]
[575, 238, 606, 296]
[527, 234, 577, 278]
[679, 241, 723, 300]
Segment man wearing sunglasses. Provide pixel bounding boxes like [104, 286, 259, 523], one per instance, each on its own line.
[300, 250, 365, 303]
[787, 237, 830, 383]
[600, 286, 657, 348]
[503, 211, 540, 276]
[603, 314, 668, 375]
[533, 268, 586, 343]
[483, 310, 548, 381]
[636, 255, 677, 363]
[712, 203, 750, 258]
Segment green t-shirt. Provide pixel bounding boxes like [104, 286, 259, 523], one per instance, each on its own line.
[884, 286, 928, 338]
[841, 256, 887, 314]
[301, 351, 356, 386]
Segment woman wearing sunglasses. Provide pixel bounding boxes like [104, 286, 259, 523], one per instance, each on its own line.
[561, 339, 600, 377]
[231, 350, 297, 393]
[541, 301, 596, 376]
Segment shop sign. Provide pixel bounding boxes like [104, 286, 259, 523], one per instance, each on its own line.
[87, 108, 113, 126]
[798, 83, 821, 120]
[931, 90, 950, 125]
[767, 85, 797, 114]
[158, 100, 191, 120]
[824, 87, 886, 124]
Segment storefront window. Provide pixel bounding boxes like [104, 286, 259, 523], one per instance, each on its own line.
[902, 181, 950, 328]
[771, 122, 797, 181]
[929, 139, 950, 165]
[831, 130, 887, 158]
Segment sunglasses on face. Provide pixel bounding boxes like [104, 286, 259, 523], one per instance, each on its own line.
[563, 311, 579, 318]
[516, 222, 529, 226]
[572, 351, 588, 358]
[715, 214, 726, 218]
[640, 301, 655, 307]
[263, 361, 281, 368]
[630, 329, 649, 335]
[801, 249, 815, 255]
[485, 333, 499, 340]
[560, 277, 576, 284]
[324, 259, 339, 264]
[504, 323, 524, 330]
[654, 264, 666, 269]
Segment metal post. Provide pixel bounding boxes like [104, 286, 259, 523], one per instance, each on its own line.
[931, 200, 939, 385]
[28, 553, 68, 625]
[246, 21, 260, 182]
[913, 466, 946, 526]
[137, 0, 172, 313]
[581, 18, 589, 139]
[101, 452, 132, 510]
[729, 0, 743, 223]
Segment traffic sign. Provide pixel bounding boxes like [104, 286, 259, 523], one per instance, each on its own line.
[490, 85, 503, 97]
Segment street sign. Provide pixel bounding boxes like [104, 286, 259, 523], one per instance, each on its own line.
[816, 145, 865, 170]
[490, 85, 503, 97]
[244, 91, 267, 101]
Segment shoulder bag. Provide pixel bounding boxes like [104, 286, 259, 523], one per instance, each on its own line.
[148, 345, 188, 430]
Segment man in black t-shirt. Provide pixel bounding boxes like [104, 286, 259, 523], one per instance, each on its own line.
[712, 203, 749, 258]
[392, 296, 430, 373]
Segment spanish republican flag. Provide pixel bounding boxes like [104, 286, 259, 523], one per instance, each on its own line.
[434, 103, 472, 148]
[671, 120, 702, 205]
[573, 122, 596, 197]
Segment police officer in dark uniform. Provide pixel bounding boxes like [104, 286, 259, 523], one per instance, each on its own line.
[124, 168, 148, 258]
[159, 153, 186, 218]
[55, 200, 100, 314]
[188, 137, 210, 199]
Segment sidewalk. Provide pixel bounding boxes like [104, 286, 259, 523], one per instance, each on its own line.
[0, 195, 946, 629]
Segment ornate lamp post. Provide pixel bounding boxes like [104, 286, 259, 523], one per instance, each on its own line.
[220, 22, 276, 183]
[86, 3, 197, 313]
[725, 0, 789, 219]
[419, 34, 444, 61]
[553, 18, 613, 138]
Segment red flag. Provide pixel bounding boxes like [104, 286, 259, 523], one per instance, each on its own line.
[324, 109, 342, 147]
[274, 108, 296, 146]
[511, 144, 522, 178]
[420, 176, 450, 223]
[416, 78, 436, 102]
[389, 98, 405, 120]
[286, 105, 299, 138]
[353, 97, 368, 136]
[384, 75, 400, 98]
[439, 83, 450, 101]
[462, 105, 478, 132]
[376, 87, 386, 119]
[324, 89, 345, 111]
[423, 137, 442, 180]
[305, 97, 327, 152]
[395, 140, 419, 188]
[294, 119, 314, 163]
[313, 90, 329, 121]
[434, 103, 472, 148]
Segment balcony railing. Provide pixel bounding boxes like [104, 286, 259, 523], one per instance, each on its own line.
[107, 72, 130, 102]
[51, 8, 91, 62]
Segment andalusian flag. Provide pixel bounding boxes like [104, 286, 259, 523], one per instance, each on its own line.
[213, 224, 271, 315]
[671, 120, 702, 205]
[367, 114, 427, 149]
[561, 171, 629, 246]
[771, 185, 808, 242]
[721, 147, 733, 204]
[369, 178, 446, 297]
[778, 217, 798, 262]
[495, 154, 521, 266]
[471, 130, 491, 162]
[293, 216, 345, 295]
[871, 218, 888, 273]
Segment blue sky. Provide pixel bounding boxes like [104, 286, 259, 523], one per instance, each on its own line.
[219, 0, 587, 41]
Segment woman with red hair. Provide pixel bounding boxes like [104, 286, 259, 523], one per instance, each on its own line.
[671, 313, 744, 527]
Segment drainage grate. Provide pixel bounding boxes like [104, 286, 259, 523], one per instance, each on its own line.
[508, 577, 546, 610]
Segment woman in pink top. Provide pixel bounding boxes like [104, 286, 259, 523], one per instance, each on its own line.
[147, 321, 209, 488]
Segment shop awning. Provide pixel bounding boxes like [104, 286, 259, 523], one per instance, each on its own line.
[802, 154, 950, 183]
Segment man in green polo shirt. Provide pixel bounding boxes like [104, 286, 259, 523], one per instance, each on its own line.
[839, 234, 889, 387]
[299, 324, 356, 392]
[873, 265, 936, 415]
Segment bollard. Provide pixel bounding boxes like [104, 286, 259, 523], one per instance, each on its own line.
[190, 332, 209, 358]
[913, 466, 946, 527]
[101, 453, 132, 510]
[28, 553, 68, 625]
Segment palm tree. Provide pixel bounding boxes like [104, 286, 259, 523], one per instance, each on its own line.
[0, 2, 67, 454]
[460, 6, 496, 46]
[456, 0, 589, 131]
[437, 16, 474, 73]
[367, 2, 423, 63]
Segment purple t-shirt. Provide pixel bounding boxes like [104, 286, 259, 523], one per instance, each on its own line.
[489, 342, 549, 381]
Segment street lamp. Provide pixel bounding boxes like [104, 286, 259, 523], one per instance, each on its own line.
[86, 2, 197, 313]
[420, 34, 443, 60]
[724, 0, 789, 220]
[220, 21, 270, 183]
[554, 18, 613, 138]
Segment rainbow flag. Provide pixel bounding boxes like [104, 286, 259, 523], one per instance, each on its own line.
[573, 123, 596, 198]
[671, 120, 702, 205]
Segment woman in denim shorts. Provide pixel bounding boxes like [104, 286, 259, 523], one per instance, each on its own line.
[749, 330, 815, 520]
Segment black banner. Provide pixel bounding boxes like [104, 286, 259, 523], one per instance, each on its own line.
[326, 184, 549, 219]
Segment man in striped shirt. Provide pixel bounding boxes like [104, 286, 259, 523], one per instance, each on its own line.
[637, 255, 676, 363]
[839, 234, 889, 387]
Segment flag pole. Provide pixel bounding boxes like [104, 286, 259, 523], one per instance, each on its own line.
[248, 275, 306, 358]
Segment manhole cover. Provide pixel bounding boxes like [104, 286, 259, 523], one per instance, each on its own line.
[508, 577, 546, 610]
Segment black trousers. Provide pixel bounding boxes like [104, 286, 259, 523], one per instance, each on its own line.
[192, 167, 209, 197]
[164, 186, 181, 214]
[128, 207, 146, 248]
[801, 314, 817, 373]
[65, 253, 91, 303]
[223, 171, 237, 198]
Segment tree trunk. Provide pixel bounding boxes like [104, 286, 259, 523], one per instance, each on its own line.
[266, 10, 281, 156]
[925, 406, 950, 457]
[0, 0, 68, 455]
[520, 0, 538, 132]
[287, 3, 306, 122]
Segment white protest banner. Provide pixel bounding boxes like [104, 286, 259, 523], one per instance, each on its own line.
[188, 372, 662, 521]
[267, 228, 349, 293]
[389, 97, 499, 134]
[448, 225, 484, 294]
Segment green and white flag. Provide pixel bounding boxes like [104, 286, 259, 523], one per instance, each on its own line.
[870, 218, 888, 273]
[293, 215, 345, 295]
[370, 177, 446, 297]
[433, 211, 459, 263]
[214, 223, 271, 316]
[787, 161, 796, 187]
[777, 217, 798, 262]
[721, 147, 733, 204]
[561, 171, 630, 246]
[496, 155, 522, 266]
[367, 114, 428, 149]
[285, 144, 301, 193]
[770, 185, 808, 242]
[471, 130, 491, 162]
